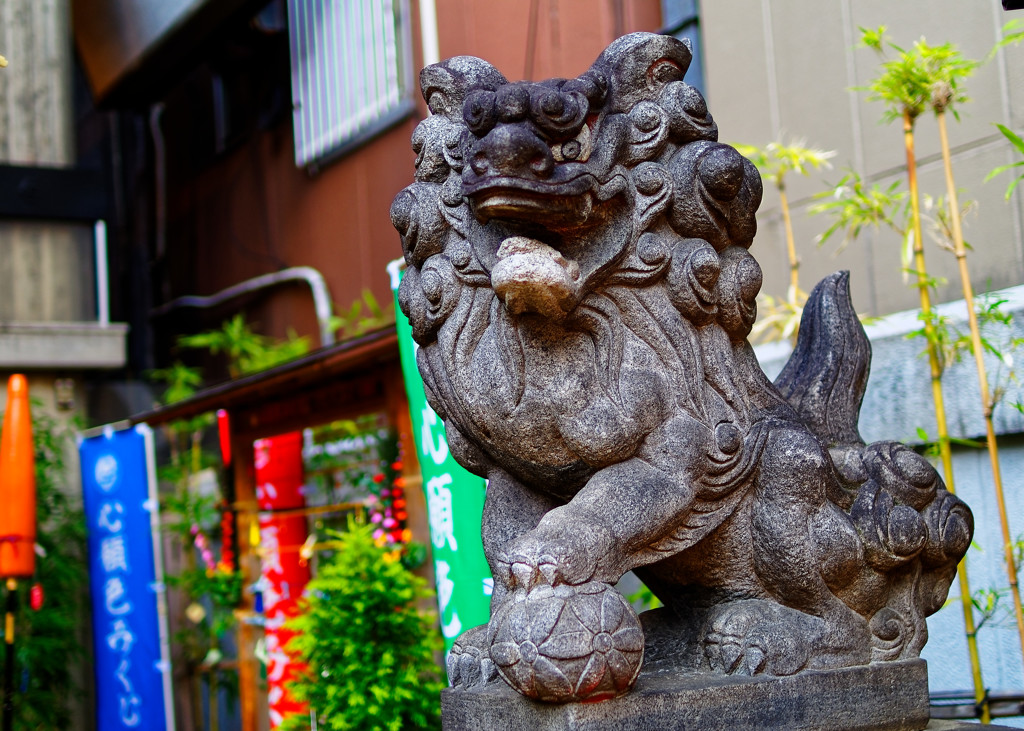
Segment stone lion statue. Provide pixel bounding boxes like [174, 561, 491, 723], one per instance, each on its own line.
[391, 32, 972, 703]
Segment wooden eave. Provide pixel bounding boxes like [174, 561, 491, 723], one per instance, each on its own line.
[129, 326, 399, 429]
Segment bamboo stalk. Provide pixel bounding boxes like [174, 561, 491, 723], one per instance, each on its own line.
[779, 183, 800, 295]
[904, 110, 989, 722]
[936, 110, 1024, 672]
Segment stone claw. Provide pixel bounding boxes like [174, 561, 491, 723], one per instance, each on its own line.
[742, 645, 766, 676]
[702, 599, 819, 677]
[719, 641, 742, 674]
[447, 624, 498, 688]
[501, 524, 608, 592]
[538, 558, 559, 585]
[511, 561, 540, 591]
[446, 647, 461, 685]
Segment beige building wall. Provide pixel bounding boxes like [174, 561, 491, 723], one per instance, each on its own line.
[0, 0, 100, 324]
[701, 0, 1024, 317]
[0, 3, 111, 728]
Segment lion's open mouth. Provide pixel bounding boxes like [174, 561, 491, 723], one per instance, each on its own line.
[465, 174, 597, 226]
[473, 189, 593, 226]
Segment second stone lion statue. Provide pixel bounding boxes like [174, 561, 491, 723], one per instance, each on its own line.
[391, 32, 972, 703]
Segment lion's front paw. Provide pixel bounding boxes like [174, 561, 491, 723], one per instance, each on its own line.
[500, 525, 609, 591]
[702, 600, 819, 677]
[447, 625, 499, 688]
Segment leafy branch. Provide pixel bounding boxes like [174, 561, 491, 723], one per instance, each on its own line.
[986, 124, 1024, 200]
[177, 314, 310, 379]
[330, 289, 396, 341]
[736, 138, 834, 343]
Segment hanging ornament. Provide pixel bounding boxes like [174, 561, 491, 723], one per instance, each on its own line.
[254, 637, 269, 665]
[216, 409, 232, 467]
[185, 602, 207, 624]
[201, 647, 223, 669]
[221, 508, 235, 572]
[29, 582, 43, 611]
[298, 533, 317, 566]
[221, 510, 234, 537]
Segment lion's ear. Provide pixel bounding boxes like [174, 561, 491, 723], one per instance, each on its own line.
[420, 57, 507, 118]
[595, 33, 693, 113]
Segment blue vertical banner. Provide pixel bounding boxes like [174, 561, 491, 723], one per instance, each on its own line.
[79, 424, 174, 731]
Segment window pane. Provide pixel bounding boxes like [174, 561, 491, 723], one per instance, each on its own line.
[661, 0, 698, 29]
[673, 21, 705, 96]
[661, 1, 705, 96]
[287, 0, 410, 167]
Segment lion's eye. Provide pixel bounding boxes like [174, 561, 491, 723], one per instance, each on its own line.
[550, 124, 592, 163]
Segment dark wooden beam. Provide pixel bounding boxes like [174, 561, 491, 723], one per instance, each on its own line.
[0, 165, 108, 222]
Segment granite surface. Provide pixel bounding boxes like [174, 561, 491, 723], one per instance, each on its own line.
[442, 659, 932, 730]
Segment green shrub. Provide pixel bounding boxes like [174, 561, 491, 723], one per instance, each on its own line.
[281, 520, 444, 731]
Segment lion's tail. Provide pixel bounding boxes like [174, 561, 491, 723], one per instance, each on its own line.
[773, 271, 870, 447]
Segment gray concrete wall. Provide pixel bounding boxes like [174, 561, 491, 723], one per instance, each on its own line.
[702, 0, 1024, 318]
[0, 0, 101, 325]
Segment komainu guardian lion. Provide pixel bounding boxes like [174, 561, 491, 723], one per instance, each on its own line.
[392, 33, 972, 703]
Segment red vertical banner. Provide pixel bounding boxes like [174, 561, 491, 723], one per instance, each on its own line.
[254, 433, 310, 728]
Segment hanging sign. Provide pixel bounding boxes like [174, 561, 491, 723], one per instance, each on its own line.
[254, 432, 310, 728]
[388, 260, 493, 655]
[79, 424, 174, 731]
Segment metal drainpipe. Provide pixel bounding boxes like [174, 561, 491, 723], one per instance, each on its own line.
[149, 104, 168, 301]
[418, 0, 440, 67]
[151, 266, 336, 347]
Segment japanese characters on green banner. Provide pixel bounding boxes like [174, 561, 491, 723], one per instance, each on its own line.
[389, 261, 493, 654]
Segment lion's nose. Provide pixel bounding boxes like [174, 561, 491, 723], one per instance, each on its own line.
[469, 124, 554, 180]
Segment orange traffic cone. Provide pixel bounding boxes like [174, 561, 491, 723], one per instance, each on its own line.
[0, 375, 34, 578]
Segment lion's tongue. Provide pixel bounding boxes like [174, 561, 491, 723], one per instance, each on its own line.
[491, 236, 581, 320]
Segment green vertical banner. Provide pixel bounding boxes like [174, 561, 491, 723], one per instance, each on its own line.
[388, 261, 493, 655]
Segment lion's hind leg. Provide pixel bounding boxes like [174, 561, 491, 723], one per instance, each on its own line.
[703, 599, 824, 676]
[728, 425, 872, 675]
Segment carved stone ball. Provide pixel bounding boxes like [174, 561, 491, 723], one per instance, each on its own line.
[487, 582, 644, 703]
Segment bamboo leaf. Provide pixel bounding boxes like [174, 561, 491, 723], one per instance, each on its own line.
[995, 123, 1024, 153]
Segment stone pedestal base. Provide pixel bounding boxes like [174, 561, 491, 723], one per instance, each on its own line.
[927, 722, 1019, 730]
[442, 659, 932, 730]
